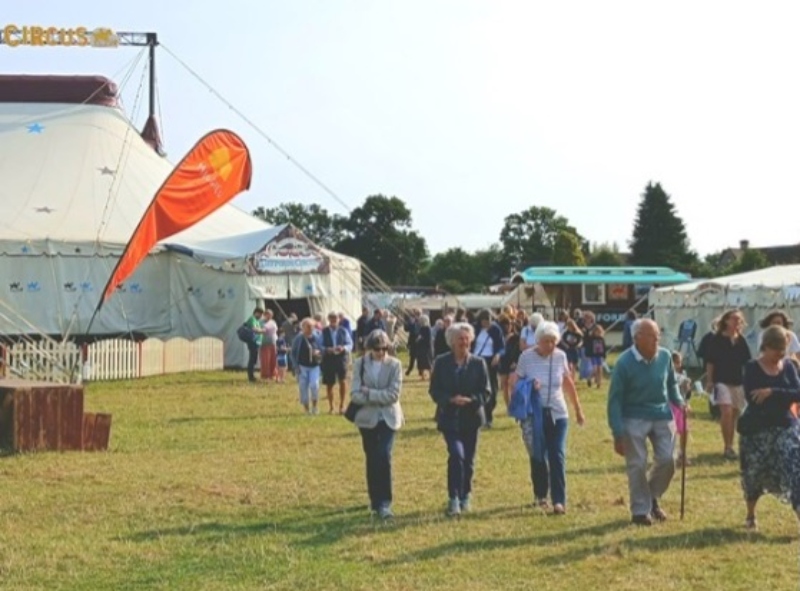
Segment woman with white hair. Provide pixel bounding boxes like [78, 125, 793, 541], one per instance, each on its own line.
[511, 321, 585, 515]
[429, 322, 491, 517]
[349, 330, 404, 520]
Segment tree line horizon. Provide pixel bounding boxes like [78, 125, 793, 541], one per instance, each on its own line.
[252, 181, 769, 293]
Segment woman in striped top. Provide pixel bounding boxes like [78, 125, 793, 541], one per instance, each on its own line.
[511, 321, 585, 515]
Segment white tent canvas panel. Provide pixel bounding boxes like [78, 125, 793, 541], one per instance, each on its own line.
[651, 265, 800, 362]
[166, 224, 363, 367]
[0, 101, 267, 254]
[0, 254, 171, 336]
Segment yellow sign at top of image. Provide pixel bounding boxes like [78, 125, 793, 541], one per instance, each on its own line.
[1, 25, 119, 48]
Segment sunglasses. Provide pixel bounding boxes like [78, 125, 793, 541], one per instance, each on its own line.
[372, 347, 388, 352]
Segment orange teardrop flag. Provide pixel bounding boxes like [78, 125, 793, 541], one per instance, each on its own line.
[100, 129, 252, 305]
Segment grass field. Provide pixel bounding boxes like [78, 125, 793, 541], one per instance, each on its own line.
[0, 364, 798, 590]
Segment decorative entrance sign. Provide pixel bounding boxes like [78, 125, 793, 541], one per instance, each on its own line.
[249, 227, 330, 275]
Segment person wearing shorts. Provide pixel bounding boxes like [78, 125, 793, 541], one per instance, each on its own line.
[321, 312, 353, 414]
[704, 309, 752, 460]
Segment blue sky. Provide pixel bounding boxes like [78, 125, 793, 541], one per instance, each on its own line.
[3, 1, 800, 257]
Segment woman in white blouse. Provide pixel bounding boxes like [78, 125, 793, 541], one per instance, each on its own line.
[511, 321, 585, 515]
[350, 330, 404, 520]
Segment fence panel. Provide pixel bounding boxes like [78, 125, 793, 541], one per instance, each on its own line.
[85, 340, 138, 381]
[139, 339, 164, 377]
[5, 341, 81, 384]
[163, 337, 192, 374]
[191, 337, 224, 371]
[5, 336, 224, 382]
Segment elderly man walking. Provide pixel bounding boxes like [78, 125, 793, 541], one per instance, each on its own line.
[607, 319, 685, 526]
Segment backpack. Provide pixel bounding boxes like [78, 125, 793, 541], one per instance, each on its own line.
[237, 323, 255, 344]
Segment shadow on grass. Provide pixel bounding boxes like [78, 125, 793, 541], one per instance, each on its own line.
[691, 452, 741, 468]
[167, 411, 318, 424]
[380, 523, 794, 567]
[379, 519, 631, 565]
[168, 415, 272, 424]
[125, 504, 436, 548]
[536, 526, 795, 566]
[568, 464, 626, 476]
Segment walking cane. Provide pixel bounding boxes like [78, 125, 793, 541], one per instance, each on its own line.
[679, 403, 688, 520]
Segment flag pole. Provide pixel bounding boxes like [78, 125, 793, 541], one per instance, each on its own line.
[679, 403, 688, 520]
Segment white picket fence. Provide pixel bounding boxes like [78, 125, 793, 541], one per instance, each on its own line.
[3, 337, 224, 383]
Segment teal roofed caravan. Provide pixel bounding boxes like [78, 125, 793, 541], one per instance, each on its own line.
[509, 266, 693, 331]
[511, 266, 693, 286]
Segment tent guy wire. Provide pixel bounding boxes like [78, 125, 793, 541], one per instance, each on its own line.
[159, 43, 425, 277]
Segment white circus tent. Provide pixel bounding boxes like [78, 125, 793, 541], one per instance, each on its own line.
[650, 265, 800, 361]
[0, 75, 363, 367]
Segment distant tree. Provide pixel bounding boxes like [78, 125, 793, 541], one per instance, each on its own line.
[499, 206, 583, 268]
[421, 248, 476, 288]
[252, 202, 344, 248]
[671, 250, 733, 279]
[628, 182, 696, 271]
[729, 249, 770, 274]
[335, 195, 429, 285]
[588, 242, 625, 266]
[421, 244, 506, 289]
[473, 244, 507, 283]
[551, 231, 586, 266]
[439, 279, 466, 294]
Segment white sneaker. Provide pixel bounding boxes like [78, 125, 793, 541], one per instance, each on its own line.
[446, 498, 461, 517]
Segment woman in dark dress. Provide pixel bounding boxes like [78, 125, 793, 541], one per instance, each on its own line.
[738, 325, 800, 530]
[415, 314, 434, 381]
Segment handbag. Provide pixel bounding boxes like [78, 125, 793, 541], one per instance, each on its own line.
[237, 323, 255, 344]
[344, 356, 367, 423]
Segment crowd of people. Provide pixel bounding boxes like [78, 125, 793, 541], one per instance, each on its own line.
[241, 303, 800, 530]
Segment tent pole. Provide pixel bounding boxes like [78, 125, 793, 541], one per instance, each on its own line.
[147, 33, 158, 121]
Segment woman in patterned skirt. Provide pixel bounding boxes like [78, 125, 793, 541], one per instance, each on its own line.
[738, 325, 800, 530]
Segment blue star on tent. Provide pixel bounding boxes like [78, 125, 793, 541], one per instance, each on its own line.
[27, 123, 44, 134]
[97, 166, 115, 176]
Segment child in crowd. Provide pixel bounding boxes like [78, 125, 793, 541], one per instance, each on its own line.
[276, 329, 288, 383]
[671, 351, 693, 466]
[584, 325, 607, 388]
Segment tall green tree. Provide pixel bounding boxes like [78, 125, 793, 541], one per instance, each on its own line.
[420, 248, 476, 291]
[472, 244, 507, 283]
[588, 241, 625, 266]
[420, 244, 504, 292]
[335, 195, 429, 285]
[551, 231, 586, 266]
[628, 182, 696, 271]
[252, 202, 344, 249]
[499, 206, 583, 269]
